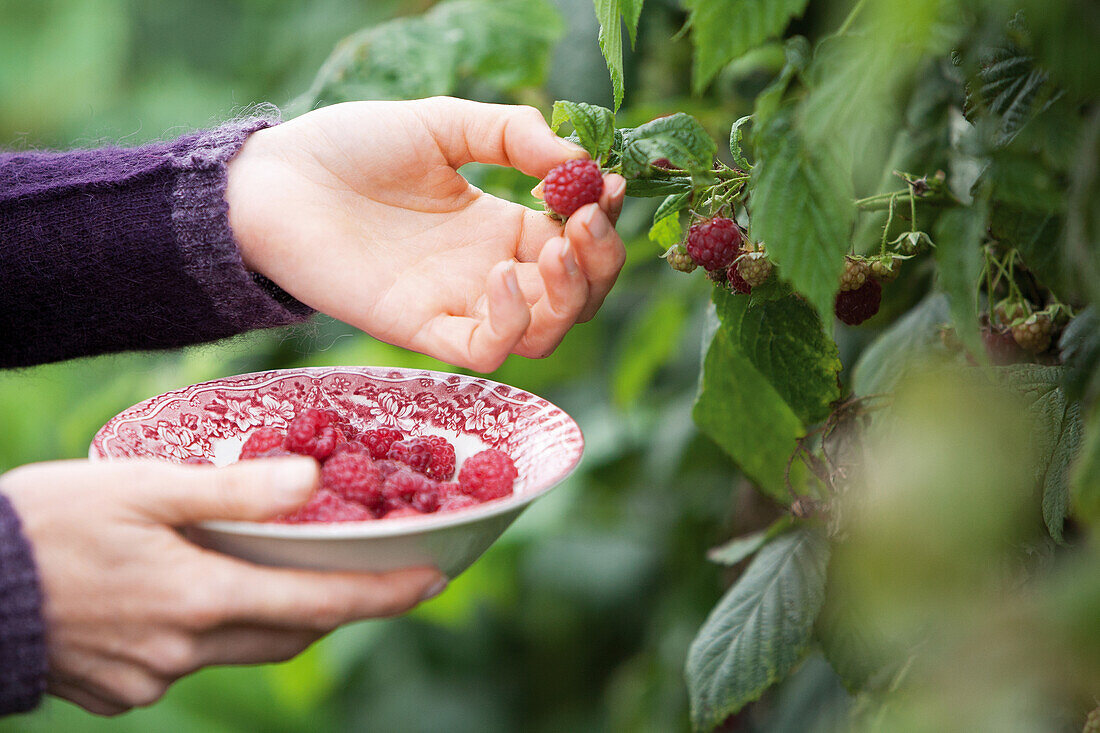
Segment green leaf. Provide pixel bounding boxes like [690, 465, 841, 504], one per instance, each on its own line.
[686, 527, 830, 730]
[750, 114, 854, 320]
[933, 203, 988, 362]
[1072, 409, 1100, 527]
[718, 290, 841, 425]
[625, 176, 694, 198]
[694, 304, 804, 500]
[853, 294, 951, 396]
[648, 191, 692, 247]
[752, 36, 810, 128]
[299, 0, 562, 108]
[620, 113, 718, 178]
[729, 115, 753, 171]
[612, 295, 689, 407]
[550, 100, 616, 160]
[969, 44, 1059, 148]
[1061, 307, 1100, 405]
[686, 0, 810, 94]
[593, 0, 643, 111]
[707, 516, 795, 566]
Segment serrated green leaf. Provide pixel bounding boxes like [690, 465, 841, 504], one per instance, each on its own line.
[933, 203, 987, 361]
[625, 176, 694, 198]
[649, 191, 692, 247]
[594, 0, 643, 111]
[853, 294, 951, 396]
[686, 0, 810, 94]
[621, 113, 718, 178]
[707, 516, 795, 566]
[750, 114, 854, 320]
[971, 44, 1059, 148]
[1072, 409, 1100, 526]
[686, 528, 829, 730]
[694, 304, 804, 500]
[729, 115, 753, 171]
[717, 290, 841, 425]
[752, 37, 810, 128]
[550, 100, 616, 159]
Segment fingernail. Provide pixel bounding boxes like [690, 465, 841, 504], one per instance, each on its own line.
[584, 207, 610, 239]
[559, 240, 580, 275]
[420, 577, 449, 602]
[501, 262, 521, 297]
[610, 176, 626, 198]
[530, 180, 544, 199]
[269, 458, 319, 501]
[555, 136, 587, 156]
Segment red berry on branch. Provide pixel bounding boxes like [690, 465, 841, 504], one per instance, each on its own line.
[686, 218, 743, 271]
[834, 279, 882, 325]
[542, 159, 604, 217]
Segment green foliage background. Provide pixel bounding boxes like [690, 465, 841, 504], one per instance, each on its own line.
[2, 0, 1099, 731]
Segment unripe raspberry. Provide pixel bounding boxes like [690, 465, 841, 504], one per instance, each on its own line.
[735, 253, 773, 288]
[870, 256, 900, 282]
[1011, 312, 1053, 353]
[542, 159, 604, 217]
[686, 217, 743, 271]
[1084, 706, 1100, 733]
[839, 257, 871, 291]
[993, 301, 1026, 328]
[665, 245, 697, 273]
[834, 279, 882, 325]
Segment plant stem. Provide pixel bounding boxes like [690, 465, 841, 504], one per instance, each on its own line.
[835, 0, 870, 36]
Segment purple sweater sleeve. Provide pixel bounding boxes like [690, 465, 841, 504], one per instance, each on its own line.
[0, 494, 46, 715]
[0, 112, 314, 368]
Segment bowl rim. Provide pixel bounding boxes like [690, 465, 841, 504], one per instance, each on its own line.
[91, 365, 584, 539]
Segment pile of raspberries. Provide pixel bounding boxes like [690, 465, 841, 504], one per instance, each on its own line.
[235, 408, 518, 523]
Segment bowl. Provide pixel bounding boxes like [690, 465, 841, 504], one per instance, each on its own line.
[90, 366, 583, 578]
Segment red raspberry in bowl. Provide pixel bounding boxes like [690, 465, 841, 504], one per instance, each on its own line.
[284, 408, 340, 460]
[239, 427, 285, 459]
[278, 488, 374, 523]
[458, 449, 518, 502]
[358, 427, 405, 460]
[383, 468, 441, 515]
[321, 451, 385, 511]
[386, 436, 456, 481]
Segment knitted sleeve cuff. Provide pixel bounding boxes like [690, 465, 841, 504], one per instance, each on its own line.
[170, 109, 314, 333]
[0, 494, 47, 716]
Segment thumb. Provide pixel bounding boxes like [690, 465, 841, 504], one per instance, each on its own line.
[131, 458, 319, 525]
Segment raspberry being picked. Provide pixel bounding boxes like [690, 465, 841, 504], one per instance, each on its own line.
[839, 256, 871, 291]
[1011, 312, 1053, 354]
[665, 245, 697, 273]
[735, 252, 772, 288]
[284, 408, 340, 461]
[686, 217, 743, 271]
[387, 435, 456, 481]
[834, 279, 882, 325]
[542, 159, 604, 217]
[458, 449, 518, 502]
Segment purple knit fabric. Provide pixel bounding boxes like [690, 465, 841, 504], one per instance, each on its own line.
[0, 112, 313, 368]
[0, 113, 315, 714]
[0, 494, 46, 715]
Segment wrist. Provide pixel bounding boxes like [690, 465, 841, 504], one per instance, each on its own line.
[225, 126, 276, 274]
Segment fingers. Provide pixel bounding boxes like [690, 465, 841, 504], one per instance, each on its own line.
[565, 199, 627, 324]
[600, 173, 627, 225]
[512, 238, 590, 358]
[416, 261, 531, 372]
[129, 458, 320, 525]
[211, 561, 445, 629]
[50, 682, 130, 716]
[192, 627, 322, 669]
[415, 97, 587, 178]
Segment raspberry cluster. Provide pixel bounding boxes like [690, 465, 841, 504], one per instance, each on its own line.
[686, 217, 743, 271]
[236, 410, 519, 523]
[1011, 312, 1053, 353]
[542, 159, 604, 217]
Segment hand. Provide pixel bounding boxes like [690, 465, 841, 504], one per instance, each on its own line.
[226, 97, 627, 372]
[0, 458, 444, 716]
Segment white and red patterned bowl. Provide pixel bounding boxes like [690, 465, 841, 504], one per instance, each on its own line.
[90, 367, 583, 577]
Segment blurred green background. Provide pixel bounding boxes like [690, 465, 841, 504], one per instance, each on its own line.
[0, 1, 784, 730]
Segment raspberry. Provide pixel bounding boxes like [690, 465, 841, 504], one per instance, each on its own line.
[1084, 706, 1100, 733]
[651, 158, 674, 170]
[182, 456, 213, 465]
[458, 449, 518, 502]
[358, 427, 405, 460]
[374, 459, 402, 477]
[982, 326, 1025, 365]
[993, 301, 1026, 328]
[685, 217, 743, 271]
[542, 159, 604, 217]
[839, 257, 871, 291]
[278, 489, 373, 523]
[1011, 312, 1052, 353]
[665, 245, 697, 273]
[386, 436, 456, 481]
[735, 252, 772, 288]
[440, 493, 480, 512]
[385, 506, 422, 518]
[284, 408, 339, 460]
[869, 256, 900, 282]
[725, 258, 753, 294]
[383, 467, 441, 514]
[834, 279, 882, 325]
[239, 427, 285, 459]
[321, 451, 385, 510]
